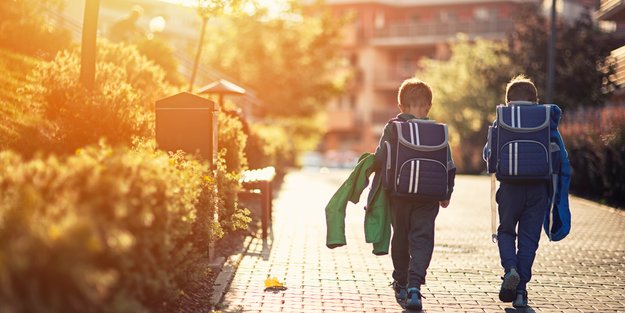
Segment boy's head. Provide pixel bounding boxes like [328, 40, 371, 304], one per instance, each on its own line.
[398, 78, 432, 115]
[505, 75, 538, 103]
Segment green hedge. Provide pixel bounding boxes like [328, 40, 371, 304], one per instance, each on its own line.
[0, 143, 219, 313]
[13, 40, 173, 156]
[560, 105, 625, 208]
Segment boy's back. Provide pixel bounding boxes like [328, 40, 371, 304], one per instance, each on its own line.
[375, 78, 455, 311]
[484, 75, 570, 309]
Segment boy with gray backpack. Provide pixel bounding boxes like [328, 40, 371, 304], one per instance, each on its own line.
[484, 75, 571, 308]
[375, 78, 456, 310]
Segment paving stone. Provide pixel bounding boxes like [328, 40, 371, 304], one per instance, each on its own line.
[218, 170, 625, 313]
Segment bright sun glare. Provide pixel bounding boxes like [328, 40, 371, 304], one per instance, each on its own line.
[157, 0, 288, 17]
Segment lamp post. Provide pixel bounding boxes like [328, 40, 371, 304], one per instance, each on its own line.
[546, 0, 557, 104]
[188, 0, 227, 92]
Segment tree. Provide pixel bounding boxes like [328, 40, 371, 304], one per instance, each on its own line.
[80, 0, 100, 90]
[0, 0, 71, 58]
[200, 2, 347, 118]
[506, 3, 616, 109]
[198, 1, 347, 155]
[419, 36, 515, 173]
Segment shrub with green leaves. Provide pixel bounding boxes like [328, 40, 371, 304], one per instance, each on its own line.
[17, 40, 172, 156]
[0, 142, 218, 313]
[245, 123, 295, 175]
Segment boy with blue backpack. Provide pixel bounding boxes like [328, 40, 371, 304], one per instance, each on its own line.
[375, 78, 456, 310]
[484, 75, 571, 308]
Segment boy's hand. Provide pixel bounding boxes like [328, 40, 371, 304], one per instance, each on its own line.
[440, 200, 450, 208]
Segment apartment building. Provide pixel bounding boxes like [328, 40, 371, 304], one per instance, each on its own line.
[321, 0, 542, 157]
[596, 0, 625, 104]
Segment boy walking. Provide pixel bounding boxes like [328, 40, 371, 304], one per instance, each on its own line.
[484, 75, 571, 308]
[374, 78, 456, 310]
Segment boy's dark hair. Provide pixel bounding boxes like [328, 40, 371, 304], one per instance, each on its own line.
[505, 75, 538, 103]
[398, 78, 432, 109]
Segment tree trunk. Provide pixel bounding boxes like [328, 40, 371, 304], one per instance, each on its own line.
[80, 0, 101, 91]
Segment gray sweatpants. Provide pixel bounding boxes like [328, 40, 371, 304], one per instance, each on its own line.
[390, 198, 440, 289]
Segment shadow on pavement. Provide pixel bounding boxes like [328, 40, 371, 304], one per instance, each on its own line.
[505, 306, 536, 313]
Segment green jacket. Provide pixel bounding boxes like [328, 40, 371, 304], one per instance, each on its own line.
[325, 153, 392, 255]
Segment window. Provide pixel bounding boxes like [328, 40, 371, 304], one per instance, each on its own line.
[374, 11, 385, 29]
[438, 9, 457, 23]
[474, 7, 489, 20]
[411, 13, 420, 24]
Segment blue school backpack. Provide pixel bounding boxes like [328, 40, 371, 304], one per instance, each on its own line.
[485, 103, 561, 182]
[380, 119, 452, 200]
[485, 102, 564, 242]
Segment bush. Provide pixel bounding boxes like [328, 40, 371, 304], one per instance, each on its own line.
[215, 107, 251, 233]
[16, 40, 173, 156]
[246, 123, 295, 176]
[0, 142, 219, 313]
[559, 105, 625, 207]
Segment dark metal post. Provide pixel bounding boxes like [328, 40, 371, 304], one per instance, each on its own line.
[189, 16, 208, 92]
[546, 0, 557, 103]
[80, 0, 100, 91]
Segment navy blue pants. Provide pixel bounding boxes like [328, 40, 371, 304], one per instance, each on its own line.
[390, 198, 439, 289]
[496, 182, 549, 291]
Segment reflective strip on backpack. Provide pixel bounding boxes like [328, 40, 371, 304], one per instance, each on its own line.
[509, 143, 513, 176]
[511, 107, 515, 127]
[414, 160, 420, 193]
[514, 142, 518, 175]
[409, 160, 414, 193]
[508, 107, 522, 176]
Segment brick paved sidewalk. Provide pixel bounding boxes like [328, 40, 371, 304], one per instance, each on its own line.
[219, 169, 625, 313]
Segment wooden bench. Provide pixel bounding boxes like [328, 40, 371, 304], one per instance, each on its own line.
[239, 167, 276, 239]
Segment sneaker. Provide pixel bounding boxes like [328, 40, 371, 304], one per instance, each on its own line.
[498, 268, 520, 302]
[391, 281, 407, 308]
[405, 287, 423, 311]
[513, 290, 528, 308]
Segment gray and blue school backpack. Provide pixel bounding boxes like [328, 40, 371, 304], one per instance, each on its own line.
[380, 119, 453, 200]
[485, 103, 561, 182]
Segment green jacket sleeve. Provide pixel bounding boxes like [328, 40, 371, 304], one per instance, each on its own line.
[325, 154, 376, 249]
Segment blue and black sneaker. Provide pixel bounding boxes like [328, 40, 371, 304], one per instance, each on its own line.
[391, 281, 407, 308]
[405, 287, 423, 311]
[513, 290, 528, 308]
[499, 268, 520, 302]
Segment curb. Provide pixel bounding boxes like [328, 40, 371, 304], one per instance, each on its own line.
[209, 235, 256, 309]
[570, 195, 625, 217]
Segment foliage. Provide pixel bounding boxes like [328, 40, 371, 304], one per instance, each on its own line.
[0, 49, 41, 151]
[559, 105, 625, 207]
[135, 37, 185, 86]
[199, 1, 347, 155]
[218, 108, 248, 174]
[0, 0, 72, 59]
[246, 122, 296, 174]
[506, 4, 616, 109]
[14, 40, 173, 156]
[419, 36, 515, 173]
[0, 142, 219, 313]
[216, 107, 251, 232]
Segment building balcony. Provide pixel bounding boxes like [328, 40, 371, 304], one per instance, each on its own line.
[370, 19, 514, 47]
[597, 0, 625, 21]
